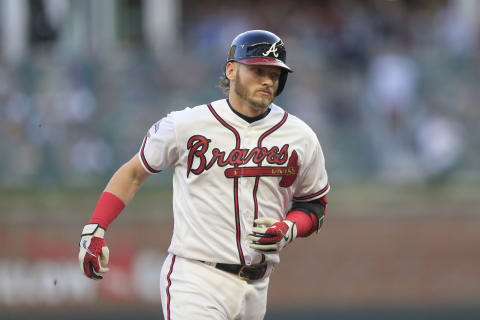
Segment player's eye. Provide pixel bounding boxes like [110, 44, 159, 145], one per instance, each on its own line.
[270, 72, 280, 81]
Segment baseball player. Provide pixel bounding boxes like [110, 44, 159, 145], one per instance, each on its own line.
[78, 30, 330, 320]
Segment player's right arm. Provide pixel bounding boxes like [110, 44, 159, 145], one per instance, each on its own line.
[79, 112, 178, 280]
[78, 153, 150, 280]
[103, 153, 151, 205]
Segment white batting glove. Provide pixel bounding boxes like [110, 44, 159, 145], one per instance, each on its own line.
[248, 217, 297, 254]
[78, 223, 110, 280]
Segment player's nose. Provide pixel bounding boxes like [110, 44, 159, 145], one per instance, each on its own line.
[261, 76, 274, 87]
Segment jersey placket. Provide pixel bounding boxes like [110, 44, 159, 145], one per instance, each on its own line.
[236, 126, 254, 265]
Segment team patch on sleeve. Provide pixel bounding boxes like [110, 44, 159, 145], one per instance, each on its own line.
[293, 183, 330, 201]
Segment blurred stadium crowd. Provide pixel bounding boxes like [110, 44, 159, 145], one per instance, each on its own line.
[1, 0, 479, 188]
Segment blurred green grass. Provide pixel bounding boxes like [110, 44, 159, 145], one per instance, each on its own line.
[1, 181, 479, 224]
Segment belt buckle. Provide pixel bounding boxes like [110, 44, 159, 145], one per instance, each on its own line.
[238, 265, 250, 281]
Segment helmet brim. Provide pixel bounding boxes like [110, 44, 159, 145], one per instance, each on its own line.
[236, 58, 293, 72]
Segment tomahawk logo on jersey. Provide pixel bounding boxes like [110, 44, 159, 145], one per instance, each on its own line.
[138, 99, 329, 266]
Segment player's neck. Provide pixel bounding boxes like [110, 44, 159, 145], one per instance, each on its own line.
[228, 93, 269, 118]
[227, 99, 271, 123]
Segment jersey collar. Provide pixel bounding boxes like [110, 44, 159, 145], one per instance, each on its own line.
[226, 99, 271, 124]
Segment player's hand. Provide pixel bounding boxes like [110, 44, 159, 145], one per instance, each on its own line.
[78, 223, 110, 280]
[248, 217, 297, 254]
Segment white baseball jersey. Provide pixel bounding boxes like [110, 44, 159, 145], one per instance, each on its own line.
[138, 99, 329, 266]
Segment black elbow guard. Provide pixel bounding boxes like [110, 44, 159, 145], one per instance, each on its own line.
[291, 196, 328, 231]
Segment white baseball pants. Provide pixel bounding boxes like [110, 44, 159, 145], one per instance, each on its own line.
[160, 253, 271, 320]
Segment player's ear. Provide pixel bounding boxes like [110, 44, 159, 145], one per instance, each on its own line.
[225, 62, 237, 81]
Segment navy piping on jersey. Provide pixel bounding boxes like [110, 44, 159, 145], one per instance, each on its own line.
[252, 110, 288, 262]
[140, 136, 161, 173]
[207, 103, 245, 265]
[226, 98, 271, 123]
[293, 183, 330, 201]
[253, 111, 289, 224]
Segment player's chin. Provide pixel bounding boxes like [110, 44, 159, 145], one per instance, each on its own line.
[252, 93, 273, 107]
[262, 97, 274, 108]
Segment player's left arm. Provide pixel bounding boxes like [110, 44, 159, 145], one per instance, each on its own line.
[248, 196, 328, 253]
[289, 196, 328, 235]
[249, 127, 329, 253]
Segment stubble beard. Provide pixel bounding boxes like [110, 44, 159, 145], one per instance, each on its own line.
[233, 70, 274, 112]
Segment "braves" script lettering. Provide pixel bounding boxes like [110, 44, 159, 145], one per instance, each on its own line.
[186, 135, 289, 177]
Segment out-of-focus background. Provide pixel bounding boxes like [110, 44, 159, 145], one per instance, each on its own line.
[1, 0, 479, 319]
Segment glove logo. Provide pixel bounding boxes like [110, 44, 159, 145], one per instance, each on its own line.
[276, 227, 289, 242]
[82, 239, 95, 257]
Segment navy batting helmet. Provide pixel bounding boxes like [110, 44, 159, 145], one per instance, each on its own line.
[226, 30, 293, 96]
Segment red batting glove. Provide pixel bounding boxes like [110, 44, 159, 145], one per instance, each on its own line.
[248, 217, 297, 253]
[78, 224, 110, 280]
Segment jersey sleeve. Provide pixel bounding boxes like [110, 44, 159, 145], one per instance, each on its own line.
[293, 136, 330, 201]
[138, 112, 178, 174]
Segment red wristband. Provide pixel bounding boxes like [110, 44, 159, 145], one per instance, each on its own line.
[89, 192, 125, 230]
[285, 210, 318, 237]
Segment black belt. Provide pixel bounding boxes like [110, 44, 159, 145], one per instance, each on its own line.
[203, 262, 268, 281]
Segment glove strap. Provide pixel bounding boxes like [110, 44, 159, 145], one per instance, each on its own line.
[82, 223, 105, 237]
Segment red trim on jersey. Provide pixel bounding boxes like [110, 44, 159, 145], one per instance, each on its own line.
[89, 192, 125, 230]
[293, 183, 330, 201]
[252, 175, 259, 224]
[140, 136, 161, 173]
[207, 103, 245, 265]
[253, 112, 289, 222]
[259, 112, 289, 141]
[166, 255, 176, 320]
